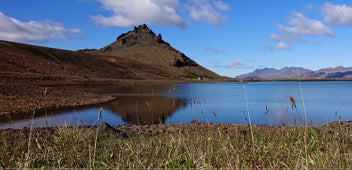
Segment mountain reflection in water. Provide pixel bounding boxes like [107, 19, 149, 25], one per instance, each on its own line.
[104, 96, 184, 125]
[2, 81, 351, 129]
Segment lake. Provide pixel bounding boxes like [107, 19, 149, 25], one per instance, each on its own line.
[1, 81, 351, 129]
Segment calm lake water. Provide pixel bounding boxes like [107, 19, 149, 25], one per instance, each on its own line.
[1, 81, 352, 129]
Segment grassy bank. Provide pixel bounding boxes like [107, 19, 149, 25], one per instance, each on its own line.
[0, 121, 351, 169]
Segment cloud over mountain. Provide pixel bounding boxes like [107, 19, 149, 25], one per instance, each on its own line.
[322, 2, 352, 26]
[0, 12, 81, 43]
[269, 2, 352, 50]
[185, 0, 230, 25]
[91, 0, 187, 28]
[213, 59, 243, 69]
[205, 47, 224, 53]
[277, 12, 334, 37]
[91, 0, 230, 28]
[270, 11, 334, 50]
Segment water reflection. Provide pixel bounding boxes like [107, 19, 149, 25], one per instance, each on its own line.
[104, 96, 184, 125]
[0, 95, 185, 129]
[1, 81, 351, 129]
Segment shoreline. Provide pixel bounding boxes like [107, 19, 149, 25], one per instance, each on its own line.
[0, 119, 351, 135]
[2, 78, 352, 126]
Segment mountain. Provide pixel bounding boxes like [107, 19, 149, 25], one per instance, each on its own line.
[314, 66, 352, 78]
[0, 24, 221, 84]
[236, 67, 313, 80]
[95, 24, 195, 67]
[86, 24, 220, 79]
[236, 66, 352, 80]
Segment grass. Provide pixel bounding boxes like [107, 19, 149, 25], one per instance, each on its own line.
[0, 122, 351, 168]
[183, 70, 201, 79]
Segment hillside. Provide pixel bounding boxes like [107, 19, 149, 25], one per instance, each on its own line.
[86, 24, 220, 80]
[0, 40, 163, 82]
[236, 66, 352, 80]
[0, 24, 221, 85]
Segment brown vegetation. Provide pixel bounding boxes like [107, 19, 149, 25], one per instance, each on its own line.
[0, 121, 351, 168]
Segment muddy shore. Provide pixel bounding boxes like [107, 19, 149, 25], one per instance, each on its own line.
[0, 78, 196, 118]
[0, 83, 114, 117]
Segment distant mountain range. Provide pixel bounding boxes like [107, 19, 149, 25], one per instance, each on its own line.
[236, 66, 352, 80]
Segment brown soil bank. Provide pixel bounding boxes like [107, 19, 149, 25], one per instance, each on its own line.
[0, 83, 115, 116]
[0, 121, 351, 168]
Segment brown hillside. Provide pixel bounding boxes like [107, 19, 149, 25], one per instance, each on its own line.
[88, 24, 221, 80]
[0, 41, 175, 83]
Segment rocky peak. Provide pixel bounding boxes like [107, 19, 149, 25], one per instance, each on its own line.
[114, 24, 166, 48]
[98, 24, 199, 68]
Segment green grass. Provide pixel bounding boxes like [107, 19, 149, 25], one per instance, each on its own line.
[0, 123, 351, 169]
[183, 70, 201, 79]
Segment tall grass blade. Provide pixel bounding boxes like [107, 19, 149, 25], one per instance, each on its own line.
[296, 69, 308, 168]
[243, 84, 255, 151]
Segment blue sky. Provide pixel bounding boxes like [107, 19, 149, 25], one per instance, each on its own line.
[1, 0, 352, 77]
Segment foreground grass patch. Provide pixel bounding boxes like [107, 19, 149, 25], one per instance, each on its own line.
[0, 122, 351, 168]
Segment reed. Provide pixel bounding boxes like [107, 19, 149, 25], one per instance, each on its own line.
[243, 84, 255, 152]
[296, 68, 309, 168]
[92, 106, 103, 168]
[23, 109, 36, 169]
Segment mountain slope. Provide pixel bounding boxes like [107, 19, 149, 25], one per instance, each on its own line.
[88, 24, 220, 79]
[236, 66, 352, 80]
[0, 40, 173, 82]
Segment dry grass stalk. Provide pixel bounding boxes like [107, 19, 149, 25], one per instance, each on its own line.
[288, 95, 297, 109]
[98, 106, 103, 121]
[243, 84, 255, 152]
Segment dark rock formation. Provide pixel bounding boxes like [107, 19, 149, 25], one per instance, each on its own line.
[173, 53, 197, 67]
[114, 24, 168, 48]
[98, 122, 130, 138]
[98, 24, 203, 69]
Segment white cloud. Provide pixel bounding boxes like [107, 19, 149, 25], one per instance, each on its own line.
[274, 41, 290, 50]
[278, 12, 334, 37]
[322, 2, 352, 26]
[185, 0, 230, 25]
[213, 0, 231, 11]
[269, 11, 334, 50]
[205, 47, 224, 53]
[307, 3, 315, 10]
[213, 59, 243, 69]
[91, 0, 187, 28]
[92, 0, 230, 27]
[314, 40, 327, 45]
[0, 12, 81, 43]
[225, 60, 243, 69]
[212, 61, 223, 68]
